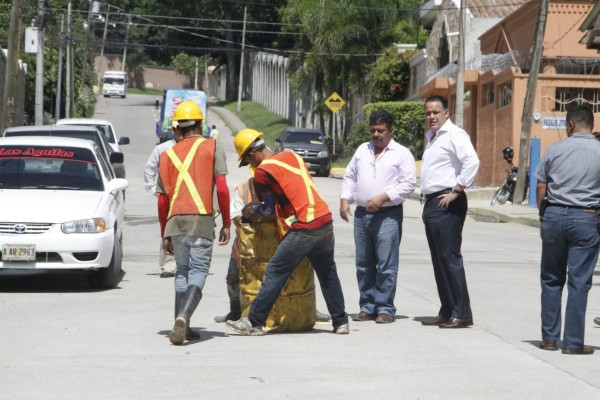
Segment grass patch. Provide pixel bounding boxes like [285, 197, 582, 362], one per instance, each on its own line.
[128, 87, 163, 96]
[222, 100, 292, 148]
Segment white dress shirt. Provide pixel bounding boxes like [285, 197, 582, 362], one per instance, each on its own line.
[420, 119, 480, 195]
[143, 139, 176, 194]
[340, 139, 416, 207]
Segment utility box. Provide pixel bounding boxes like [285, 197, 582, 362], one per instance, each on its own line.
[24, 27, 39, 54]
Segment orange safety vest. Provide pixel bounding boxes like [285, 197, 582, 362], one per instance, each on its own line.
[258, 151, 330, 237]
[231, 178, 259, 262]
[159, 136, 215, 219]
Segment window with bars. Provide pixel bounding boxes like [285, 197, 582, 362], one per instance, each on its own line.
[483, 83, 494, 106]
[498, 82, 512, 108]
[553, 88, 600, 112]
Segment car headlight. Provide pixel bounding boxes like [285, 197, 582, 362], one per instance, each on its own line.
[317, 150, 329, 158]
[61, 218, 107, 233]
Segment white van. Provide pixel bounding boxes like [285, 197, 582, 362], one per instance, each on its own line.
[102, 70, 127, 98]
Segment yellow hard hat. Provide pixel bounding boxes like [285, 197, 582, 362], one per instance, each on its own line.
[234, 129, 263, 165]
[172, 100, 204, 127]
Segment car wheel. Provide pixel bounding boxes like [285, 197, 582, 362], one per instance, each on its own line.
[88, 231, 124, 289]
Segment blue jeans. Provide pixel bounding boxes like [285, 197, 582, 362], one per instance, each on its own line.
[248, 222, 348, 329]
[540, 206, 600, 349]
[171, 235, 214, 293]
[354, 205, 403, 316]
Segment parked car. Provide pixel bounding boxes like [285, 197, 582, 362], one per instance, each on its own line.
[275, 128, 331, 176]
[0, 136, 128, 289]
[56, 118, 130, 153]
[3, 125, 126, 179]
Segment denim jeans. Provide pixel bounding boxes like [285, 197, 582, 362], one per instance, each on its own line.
[354, 205, 403, 316]
[540, 206, 600, 349]
[423, 193, 472, 319]
[171, 235, 214, 293]
[248, 222, 348, 329]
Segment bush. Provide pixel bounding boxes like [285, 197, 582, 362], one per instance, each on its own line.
[74, 85, 97, 118]
[355, 101, 425, 160]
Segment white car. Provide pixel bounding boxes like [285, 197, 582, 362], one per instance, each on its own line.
[0, 136, 128, 289]
[56, 118, 130, 153]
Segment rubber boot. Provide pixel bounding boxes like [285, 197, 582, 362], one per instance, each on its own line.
[174, 291, 200, 341]
[170, 286, 202, 345]
[214, 282, 241, 323]
[316, 309, 331, 322]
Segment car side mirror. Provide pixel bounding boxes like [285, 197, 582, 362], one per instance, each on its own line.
[110, 152, 124, 164]
[118, 137, 130, 145]
[275, 138, 281, 143]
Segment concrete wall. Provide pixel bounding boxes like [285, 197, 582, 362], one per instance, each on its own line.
[95, 55, 191, 90]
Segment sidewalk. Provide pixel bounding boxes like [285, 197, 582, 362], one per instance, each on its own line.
[211, 105, 541, 228]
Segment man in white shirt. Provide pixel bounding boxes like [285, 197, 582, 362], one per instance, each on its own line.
[420, 95, 480, 329]
[143, 119, 182, 278]
[340, 110, 416, 323]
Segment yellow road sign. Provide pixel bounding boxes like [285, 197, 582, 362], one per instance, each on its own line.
[325, 92, 346, 113]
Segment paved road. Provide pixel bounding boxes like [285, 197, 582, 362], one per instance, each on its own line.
[1, 94, 600, 400]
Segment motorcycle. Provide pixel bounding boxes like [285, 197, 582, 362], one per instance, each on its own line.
[491, 146, 527, 205]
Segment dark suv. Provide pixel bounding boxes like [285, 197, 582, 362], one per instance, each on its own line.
[275, 128, 331, 176]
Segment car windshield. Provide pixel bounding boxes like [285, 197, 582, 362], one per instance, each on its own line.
[0, 145, 103, 191]
[65, 124, 115, 144]
[103, 77, 124, 85]
[285, 131, 323, 144]
[5, 130, 104, 150]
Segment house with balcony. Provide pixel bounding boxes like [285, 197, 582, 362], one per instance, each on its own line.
[416, 0, 600, 187]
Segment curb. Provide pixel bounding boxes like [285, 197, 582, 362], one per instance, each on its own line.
[469, 207, 540, 228]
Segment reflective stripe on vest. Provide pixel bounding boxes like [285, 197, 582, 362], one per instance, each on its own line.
[259, 151, 329, 236]
[162, 137, 214, 219]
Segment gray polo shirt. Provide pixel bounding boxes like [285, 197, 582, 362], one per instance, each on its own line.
[535, 133, 600, 208]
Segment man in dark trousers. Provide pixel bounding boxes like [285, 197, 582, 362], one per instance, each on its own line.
[536, 104, 600, 355]
[420, 95, 480, 329]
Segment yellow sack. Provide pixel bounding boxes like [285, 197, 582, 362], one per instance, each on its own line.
[238, 220, 316, 332]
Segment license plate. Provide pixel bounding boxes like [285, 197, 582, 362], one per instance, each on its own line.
[2, 244, 36, 261]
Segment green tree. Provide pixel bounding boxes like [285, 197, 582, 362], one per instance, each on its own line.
[280, 0, 422, 137]
[368, 47, 415, 102]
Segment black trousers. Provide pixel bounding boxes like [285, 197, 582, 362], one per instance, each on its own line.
[423, 192, 472, 319]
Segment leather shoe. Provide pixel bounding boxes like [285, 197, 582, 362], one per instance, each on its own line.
[375, 313, 394, 324]
[539, 340, 558, 351]
[352, 311, 375, 322]
[421, 315, 449, 326]
[439, 317, 473, 329]
[562, 346, 594, 355]
[594, 317, 600, 326]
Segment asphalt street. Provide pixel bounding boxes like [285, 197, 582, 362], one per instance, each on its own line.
[1, 94, 600, 400]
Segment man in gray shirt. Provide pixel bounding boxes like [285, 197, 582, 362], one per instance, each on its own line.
[536, 104, 600, 355]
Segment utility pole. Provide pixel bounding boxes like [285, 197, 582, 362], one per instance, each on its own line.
[236, 6, 247, 112]
[1, 0, 23, 131]
[204, 56, 209, 97]
[34, 0, 45, 125]
[194, 57, 198, 90]
[55, 14, 64, 120]
[513, 0, 549, 203]
[454, 0, 466, 127]
[98, 5, 110, 86]
[121, 12, 132, 72]
[65, 2, 72, 118]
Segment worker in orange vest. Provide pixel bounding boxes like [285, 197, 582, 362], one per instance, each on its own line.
[226, 129, 348, 336]
[157, 100, 231, 345]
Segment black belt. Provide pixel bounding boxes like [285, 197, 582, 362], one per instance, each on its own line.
[547, 203, 597, 212]
[424, 188, 452, 200]
[356, 204, 402, 213]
